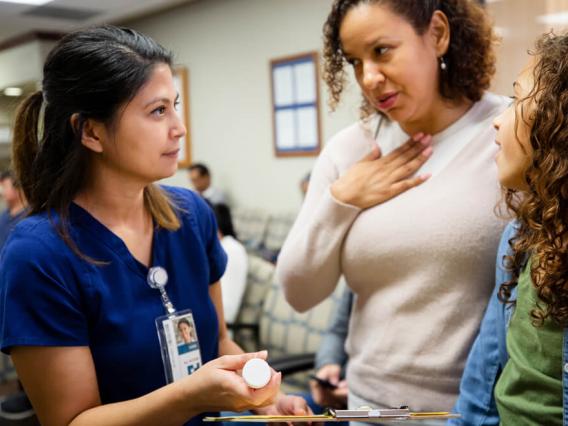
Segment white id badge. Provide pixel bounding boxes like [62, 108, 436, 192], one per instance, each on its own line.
[156, 309, 203, 384]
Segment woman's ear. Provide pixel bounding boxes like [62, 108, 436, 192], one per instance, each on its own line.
[70, 113, 105, 153]
[429, 10, 450, 57]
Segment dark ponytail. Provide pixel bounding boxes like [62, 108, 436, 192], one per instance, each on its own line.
[12, 90, 43, 205]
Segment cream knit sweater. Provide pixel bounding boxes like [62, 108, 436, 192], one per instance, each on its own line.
[276, 93, 509, 411]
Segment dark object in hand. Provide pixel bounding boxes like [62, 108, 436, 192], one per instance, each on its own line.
[309, 374, 338, 389]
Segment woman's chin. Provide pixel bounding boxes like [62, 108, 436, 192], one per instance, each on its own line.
[378, 106, 406, 124]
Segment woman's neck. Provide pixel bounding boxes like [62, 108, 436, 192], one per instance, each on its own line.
[399, 97, 474, 136]
[74, 170, 149, 230]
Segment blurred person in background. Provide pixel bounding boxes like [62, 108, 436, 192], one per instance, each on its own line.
[188, 163, 227, 205]
[309, 287, 352, 411]
[212, 203, 248, 324]
[0, 171, 32, 422]
[0, 170, 27, 249]
[299, 172, 311, 199]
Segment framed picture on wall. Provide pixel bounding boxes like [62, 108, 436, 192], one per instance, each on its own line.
[172, 66, 192, 167]
[270, 51, 322, 157]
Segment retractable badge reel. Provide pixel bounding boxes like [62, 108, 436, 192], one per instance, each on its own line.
[149, 266, 203, 384]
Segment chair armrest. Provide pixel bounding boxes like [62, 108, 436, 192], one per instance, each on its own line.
[227, 322, 259, 332]
[269, 353, 315, 376]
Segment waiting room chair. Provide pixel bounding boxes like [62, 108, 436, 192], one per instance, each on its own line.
[232, 208, 270, 252]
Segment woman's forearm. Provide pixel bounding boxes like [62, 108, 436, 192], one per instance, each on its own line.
[219, 333, 245, 356]
[70, 380, 198, 426]
[276, 189, 360, 312]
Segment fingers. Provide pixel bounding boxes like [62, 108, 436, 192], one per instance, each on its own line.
[333, 382, 349, 398]
[362, 144, 382, 161]
[213, 350, 268, 370]
[333, 387, 349, 398]
[289, 396, 311, 416]
[248, 371, 281, 407]
[385, 134, 432, 171]
[388, 145, 433, 182]
[311, 387, 324, 406]
[387, 174, 431, 199]
[318, 365, 341, 384]
[310, 381, 324, 405]
[382, 133, 426, 161]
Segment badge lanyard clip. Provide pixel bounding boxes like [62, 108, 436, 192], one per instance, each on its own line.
[148, 266, 203, 383]
[147, 266, 176, 316]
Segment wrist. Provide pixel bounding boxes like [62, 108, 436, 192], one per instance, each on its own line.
[330, 181, 351, 206]
[171, 376, 202, 419]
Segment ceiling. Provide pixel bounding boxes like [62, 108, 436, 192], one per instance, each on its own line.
[0, 0, 197, 45]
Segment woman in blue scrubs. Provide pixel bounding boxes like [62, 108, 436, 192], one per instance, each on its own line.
[0, 25, 308, 426]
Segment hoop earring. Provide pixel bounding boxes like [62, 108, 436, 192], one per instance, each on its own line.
[440, 56, 447, 71]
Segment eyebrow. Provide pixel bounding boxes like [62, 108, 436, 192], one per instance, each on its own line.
[144, 93, 180, 108]
[342, 36, 395, 56]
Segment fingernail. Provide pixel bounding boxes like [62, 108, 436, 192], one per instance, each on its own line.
[419, 135, 432, 145]
[413, 132, 424, 141]
[420, 173, 432, 180]
[422, 146, 433, 157]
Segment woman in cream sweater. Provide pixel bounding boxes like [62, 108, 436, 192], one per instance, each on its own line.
[277, 0, 508, 415]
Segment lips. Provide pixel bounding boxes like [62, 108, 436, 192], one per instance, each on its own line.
[163, 149, 180, 157]
[375, 92, 398, 111]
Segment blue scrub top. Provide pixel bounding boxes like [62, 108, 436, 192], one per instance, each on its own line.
[0, 208, 26, 250]
[0, 186, 227, 425]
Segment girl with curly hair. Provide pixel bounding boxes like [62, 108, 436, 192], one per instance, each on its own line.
[277, 0, 509, 416]
[451, 33, 568, 426]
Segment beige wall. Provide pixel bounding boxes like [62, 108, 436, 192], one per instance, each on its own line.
[127, 0, 361, 214]
[488, 0, 568, 96]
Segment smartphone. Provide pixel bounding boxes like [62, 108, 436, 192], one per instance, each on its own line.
[309, 374, 338, 389]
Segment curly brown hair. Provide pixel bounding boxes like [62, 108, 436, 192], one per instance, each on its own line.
[322, 0, 497, 115]
[499, 33, 568, 327]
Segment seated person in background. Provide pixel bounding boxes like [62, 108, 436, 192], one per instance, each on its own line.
[299, 172, 311, 199]
[188, 163, 227, 205]
[0, 172, 32, 419]
[309, 287, 351, 411]
[213, 203, 248, 324]
[0, 170, 27, 249]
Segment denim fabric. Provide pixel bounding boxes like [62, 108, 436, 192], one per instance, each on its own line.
[315, 286, 352, 370]
[449, 221, 567, 425]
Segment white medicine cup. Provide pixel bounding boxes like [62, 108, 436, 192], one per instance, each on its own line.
[242, 358, 272, 389]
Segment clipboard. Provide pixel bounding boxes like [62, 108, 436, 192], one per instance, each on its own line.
[204, 407, 460, 422]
